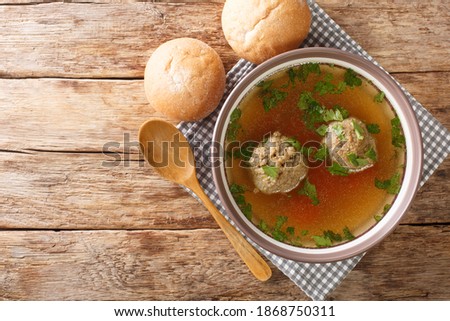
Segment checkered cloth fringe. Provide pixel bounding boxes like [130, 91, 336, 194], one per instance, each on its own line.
[177, 0, 450, 300]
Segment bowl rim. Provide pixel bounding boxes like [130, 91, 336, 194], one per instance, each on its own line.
[211, 47, 423, 262]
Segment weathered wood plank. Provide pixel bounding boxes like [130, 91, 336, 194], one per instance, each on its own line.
[332, 224, 450, 300]
[0, 78, 152, 151]
[0, 229, 306, 300]
[0, 152, 214, 229]
[0, 72, 448, 152]
[0, 225, 448, 300]
[0, 151, 448, 229]
[0, 1, 448, 78]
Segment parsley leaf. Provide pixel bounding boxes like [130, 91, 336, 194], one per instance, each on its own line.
[232, 141, 258, 164]
[352, 119, 365, 140]
[365, 147, 377, 161]
[323, 230, 343, 242]
[229, 183, 252, 220]
[297, 177, 320, 205]
[382, 203, 392, 214]
[375, 172, 401, 194]
[229, 183, 245, 194]
[312, 235, 332, 247]
[286, 226, 295, 236]
[262, 165, 279, 179]
[327, 162, 349, 176]
[334, 105, 350, 119]
[259, 220, 269, 233]
[274, 216, 288, 230]
[314, 72, 347, 95]
[367, 123, 381, 134]
[257, 80, 288, 112]
[297, 91, 326, 129]
[316, 124, 328, 136]
[226, 108, 242, 141]
[314, 78, 336, 96]
[344, 68, 362, 87]
[297, 63, 321, 83]
[284, 137, 301, 151]
[314, 145, 328, 161]
[374, 91, 385, 103]
[347, 153, 369, 167]
[343, 227, 355, 240]
[391, 116, 405, 148]
[323, 108, 344, 122]
[347, 153, 359, 167]
[332, 124, 345, 140]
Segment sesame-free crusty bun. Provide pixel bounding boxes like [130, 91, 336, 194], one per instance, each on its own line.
[222, 0, 311, 65]
[144, 38, 226, 122]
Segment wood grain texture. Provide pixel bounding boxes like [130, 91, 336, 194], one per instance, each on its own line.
[0, 1, 448, 78]
[0, 225, 448, 300]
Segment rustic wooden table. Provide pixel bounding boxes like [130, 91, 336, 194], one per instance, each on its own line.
[0, 0, 448, 300]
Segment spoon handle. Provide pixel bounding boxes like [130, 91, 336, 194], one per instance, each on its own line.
[190, 181, 272, 282]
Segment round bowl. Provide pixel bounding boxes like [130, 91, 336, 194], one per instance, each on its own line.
[211, 47, 423, 263]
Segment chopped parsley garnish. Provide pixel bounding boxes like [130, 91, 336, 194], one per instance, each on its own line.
[343, 227, 355, 240]
[301, 230, 309, 236]
[286, 226, 295, 236]
[229, 183, 252, 220]
[232, 141, 258, 164]
[375, 172, 402, 194]
[365, 147, 377, 161]
[316, 124, 328, 136]
[314, 72, 346, 96]
[323, 230, 343, 242]
[272, 216, 288, 242]
[312, 235, 332, 247]
[274, 216, 288, 230]
[391, 116, 406, 148]
[344, 68, 363, 87]
[296, 63, 321, 83]
[259, 220, 269, 233]
[367, 123, 381, 134]
[226, 108, 242, 140]
[322, 108, 344, 122]
[297, 177, 320, 206]
[312, 227, 355, 247]
[352, 119, 365, 140]
[297, 92, 350, 130]
[284, 137, 301, 151]
[334, 105, 350, 119]
[327, 161, 349, 176]
[229, 183, 245, 195]
[374, 91, 385, 103]
[347, 153, 369, 167]
[314, 145, 328, 161]
[332, 124, 345, 140]
[297, 91, 326, 129]
[262, 165, 279, 179]
[257, 80, 288, 112]
[375, 204, 391, 222]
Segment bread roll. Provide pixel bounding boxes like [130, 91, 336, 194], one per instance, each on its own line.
[221, 0, 311, 64]
[144, 38, 226, 122]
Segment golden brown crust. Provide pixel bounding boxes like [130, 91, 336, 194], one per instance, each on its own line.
[221, 0, 311, 65]
[144, 38, 226, 121]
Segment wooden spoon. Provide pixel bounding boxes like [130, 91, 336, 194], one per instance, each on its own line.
[138, 119, 272, 281]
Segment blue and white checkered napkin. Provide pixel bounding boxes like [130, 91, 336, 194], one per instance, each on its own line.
[178, 0, 450, 300]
